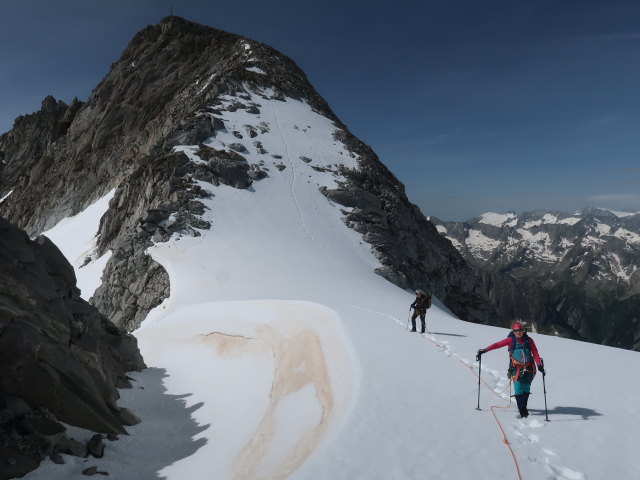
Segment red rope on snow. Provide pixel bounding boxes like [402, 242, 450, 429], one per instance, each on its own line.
[419, 334, 524, 480]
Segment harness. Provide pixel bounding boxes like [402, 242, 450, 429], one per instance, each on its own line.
[508, 333, 535, 382]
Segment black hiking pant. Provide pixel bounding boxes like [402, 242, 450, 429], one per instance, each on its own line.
[515, 393, 530, 409]
[411, 309, 426, 333]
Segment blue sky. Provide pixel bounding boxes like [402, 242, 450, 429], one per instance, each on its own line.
[1, 0, 639, 220]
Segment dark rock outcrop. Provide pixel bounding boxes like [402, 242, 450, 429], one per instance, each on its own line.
[0, 217, 144, 478]
[90, 151, 212, 331]
[0, 96, 82, 194]
[87, 434, 105, 458]
[194, 145, 252, 188]
[319, 140, 532, 327]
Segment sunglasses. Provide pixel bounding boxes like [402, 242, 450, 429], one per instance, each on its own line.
[513, 329, 524, 333]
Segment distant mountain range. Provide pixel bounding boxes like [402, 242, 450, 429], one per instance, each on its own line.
[430, 208, 640, 350]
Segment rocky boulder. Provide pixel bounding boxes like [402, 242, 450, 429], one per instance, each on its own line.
[0, 217, 145, 478]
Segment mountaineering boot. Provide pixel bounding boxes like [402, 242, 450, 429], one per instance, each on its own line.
[515, 393, 530, 417]
[410, 329, 416, 332]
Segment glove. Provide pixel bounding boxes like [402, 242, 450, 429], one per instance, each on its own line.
[538, 365, 545, 375]
[476, 349, 486, 362]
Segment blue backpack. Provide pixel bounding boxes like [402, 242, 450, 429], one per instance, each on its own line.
[507, 331, 534, 381]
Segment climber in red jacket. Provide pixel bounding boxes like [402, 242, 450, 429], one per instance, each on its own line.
[476, 322, 544, 418]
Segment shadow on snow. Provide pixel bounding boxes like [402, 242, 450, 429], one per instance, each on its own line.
[129, 367, 209, 478]
[531, 405, 602, 421]
[23, 367, 208, 480]
[427, 332, 467, 337]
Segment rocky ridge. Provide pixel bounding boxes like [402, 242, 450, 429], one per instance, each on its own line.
[0, 217, 144, 478]
[431, 209, 640, 350]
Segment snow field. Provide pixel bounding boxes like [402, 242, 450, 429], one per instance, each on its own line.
[27, 92, 640, 480]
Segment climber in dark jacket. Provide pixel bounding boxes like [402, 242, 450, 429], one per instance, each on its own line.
[410, 289, 431, 333]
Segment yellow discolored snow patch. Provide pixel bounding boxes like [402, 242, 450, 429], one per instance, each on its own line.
[138, 300, 356, 480]
[196, 318, 333, 480]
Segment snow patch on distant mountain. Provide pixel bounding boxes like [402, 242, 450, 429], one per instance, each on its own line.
[466, 229, 501, 258]
[596, 222, 611, 236]
[557, 216, 581, 226]
[479, 212, 517, 227]
[523, 219, 542, 228]
[602, 208, 639, 218]
[608, 252, 634, 282]
[515, 229, 559, 263]
[614, 228, 640, 245]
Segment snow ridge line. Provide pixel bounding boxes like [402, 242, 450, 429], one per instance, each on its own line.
[272, 102, 331, 260]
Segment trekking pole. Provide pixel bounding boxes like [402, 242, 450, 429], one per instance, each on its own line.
[476, 353, 482, 410]
[541, 358, 550, 422]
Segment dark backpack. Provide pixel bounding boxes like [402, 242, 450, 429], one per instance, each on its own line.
[425, 294, 432, 308]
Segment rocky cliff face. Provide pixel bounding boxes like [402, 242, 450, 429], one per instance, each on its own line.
[319, 138, 537, 325]
[1, 16, 529, 333]
[431, 209, 640, 350]
[0, 217, 145, 478]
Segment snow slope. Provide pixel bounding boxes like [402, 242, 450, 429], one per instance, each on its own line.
[41, 189, 116, 300]
[27, 92, 640, 480]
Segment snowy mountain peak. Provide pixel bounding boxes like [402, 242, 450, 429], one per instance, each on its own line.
[3, 17, 640, 480]
[1, 16, 523, 334]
